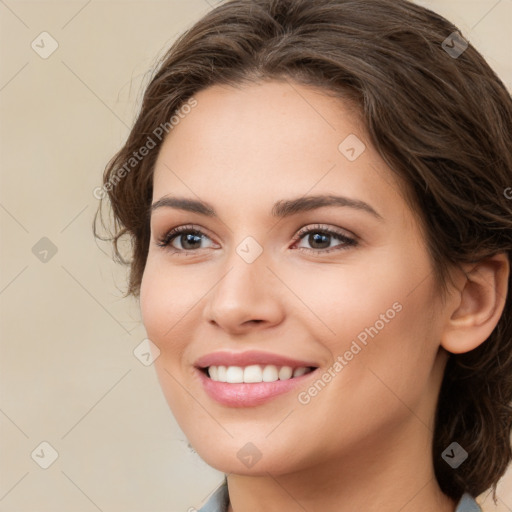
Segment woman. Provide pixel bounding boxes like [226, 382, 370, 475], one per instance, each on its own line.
[95, 0, 512, 510]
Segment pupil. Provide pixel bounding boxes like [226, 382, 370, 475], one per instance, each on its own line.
[309, 233, 330, 249]
[182, 233, 201, 250]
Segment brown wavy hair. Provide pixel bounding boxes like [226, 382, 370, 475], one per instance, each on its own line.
[94, 0, 512, 503]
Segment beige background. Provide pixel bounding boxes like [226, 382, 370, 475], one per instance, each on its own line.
[0, 1, 511, 511]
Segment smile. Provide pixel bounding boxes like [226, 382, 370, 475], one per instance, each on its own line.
[194, 351, 319, 407]
[205, 364, 315, 383]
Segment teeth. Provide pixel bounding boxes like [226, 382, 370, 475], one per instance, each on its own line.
[226, 366, 244, 383]
[278, 366, 293, 380]
[209, 365, 218, 381]
[293, 367, 307, 377]
[217, 365, 227, 382]
[262, 365, 279, 382]
[207, 364, 312, 383]
[244, 364, 263, 383]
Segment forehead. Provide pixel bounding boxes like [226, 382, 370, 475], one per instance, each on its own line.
[152, 80, 407, 223]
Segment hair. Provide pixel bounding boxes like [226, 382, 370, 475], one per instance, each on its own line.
[94, 0, 512, 503]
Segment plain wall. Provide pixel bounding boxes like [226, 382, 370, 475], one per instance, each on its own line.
[0, 1, 511, 511]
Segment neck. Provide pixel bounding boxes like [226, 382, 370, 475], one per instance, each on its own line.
[225, 418, 456, 512]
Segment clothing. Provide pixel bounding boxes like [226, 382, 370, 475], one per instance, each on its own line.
[197, 481, 482, 512]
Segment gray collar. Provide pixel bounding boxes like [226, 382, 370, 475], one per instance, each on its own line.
[197, 482, 482, 512]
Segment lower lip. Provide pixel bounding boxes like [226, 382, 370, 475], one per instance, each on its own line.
[196, 368, 317, 407]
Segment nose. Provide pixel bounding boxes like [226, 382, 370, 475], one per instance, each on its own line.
[202, 248, 285, 335]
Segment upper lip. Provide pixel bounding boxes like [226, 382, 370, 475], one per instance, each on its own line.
[194, 350, 318, 369]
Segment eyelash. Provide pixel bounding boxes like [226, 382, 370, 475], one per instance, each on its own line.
[155, 223, 358, 256]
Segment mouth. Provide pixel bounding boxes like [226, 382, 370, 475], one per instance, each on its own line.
[193, 351, 320, 407]
[199, 364, 317, 383]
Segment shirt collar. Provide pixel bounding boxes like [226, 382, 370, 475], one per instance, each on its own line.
[197, 482, 482, 512]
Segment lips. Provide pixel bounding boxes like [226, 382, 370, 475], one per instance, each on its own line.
[194, 350, 319, 407]
[194, 350, 318, 369]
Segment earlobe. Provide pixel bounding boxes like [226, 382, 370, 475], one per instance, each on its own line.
[440, 253, 509, 354]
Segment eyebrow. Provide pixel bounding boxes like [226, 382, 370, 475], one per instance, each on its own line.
[150, 194, 383, 220]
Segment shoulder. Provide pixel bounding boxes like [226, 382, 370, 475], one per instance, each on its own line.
[197, 482, 230, 512]
[455, 493, 482, 512]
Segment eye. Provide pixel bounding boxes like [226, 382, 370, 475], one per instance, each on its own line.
[292, 224, 357, 254]
[156, 225, 216, 253]
[155, 223, 357, 255]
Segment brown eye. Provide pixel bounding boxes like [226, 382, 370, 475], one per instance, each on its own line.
[293, 225, 357, 254]
[156, 226, 215, 252]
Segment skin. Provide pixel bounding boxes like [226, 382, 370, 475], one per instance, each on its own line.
[139, 80, 509, 512]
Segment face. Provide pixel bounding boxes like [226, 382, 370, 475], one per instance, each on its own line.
[140, 80, 449, 476]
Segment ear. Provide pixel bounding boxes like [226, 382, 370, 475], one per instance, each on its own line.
[441, 253, 509, 354]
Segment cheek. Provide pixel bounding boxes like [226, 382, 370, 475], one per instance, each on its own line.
[363, 283, 441, 402]
[283, 255, 413, 343]
[287, 266, 439, 448]
[139, 259, 201, 418]
[293, 250, 438, 385]
[139, 258, 197, 360]
[140, 262, 168, 347]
